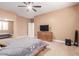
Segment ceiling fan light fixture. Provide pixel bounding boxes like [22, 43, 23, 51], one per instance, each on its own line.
[18, 2, 41, 12]
[27, 4, 32, 10]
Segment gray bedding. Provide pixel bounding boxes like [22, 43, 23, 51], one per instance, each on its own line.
[0, 37, 47, 56]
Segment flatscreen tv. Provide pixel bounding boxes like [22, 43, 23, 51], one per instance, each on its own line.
[40, 25, 49, 31]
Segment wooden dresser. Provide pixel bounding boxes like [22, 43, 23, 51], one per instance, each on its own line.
[37, 31, 53, 42]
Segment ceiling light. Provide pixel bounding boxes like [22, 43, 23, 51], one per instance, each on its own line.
[27, 4, 32, 10]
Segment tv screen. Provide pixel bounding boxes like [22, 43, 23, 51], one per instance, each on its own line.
[40, 25, 49, 31]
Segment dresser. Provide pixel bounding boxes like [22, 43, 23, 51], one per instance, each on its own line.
[37, 31, 53, 42]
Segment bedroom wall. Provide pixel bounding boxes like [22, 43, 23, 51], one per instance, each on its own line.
[0, 8, 29, 37]
[0, 8, 16, 21]
[34, 5, 78, 41]
[76, 4, 79, 30]
[14, 16, 28, 37]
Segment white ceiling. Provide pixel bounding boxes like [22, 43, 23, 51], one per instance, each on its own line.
[0, 2, 77, 18]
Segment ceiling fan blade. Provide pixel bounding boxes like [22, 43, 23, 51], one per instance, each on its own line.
[28, 2, 31, 4]
[23, 2, 32, 5]
[18, 6, 26, 7]
[23, 2, 28, 5]
[33, 6, 41, 8]
[32, 8, 37, 12]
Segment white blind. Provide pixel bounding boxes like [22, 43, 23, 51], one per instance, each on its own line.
[0, 21, 8, 30]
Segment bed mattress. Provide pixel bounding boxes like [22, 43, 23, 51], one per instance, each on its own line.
[0, 37, 47, 56]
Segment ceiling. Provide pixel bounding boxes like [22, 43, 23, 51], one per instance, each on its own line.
[0, 2, 77, 18]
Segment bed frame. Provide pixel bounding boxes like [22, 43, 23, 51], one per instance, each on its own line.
[33, 46, 47, 56]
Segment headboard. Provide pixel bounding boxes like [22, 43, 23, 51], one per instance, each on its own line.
[0, 34, 12, 39]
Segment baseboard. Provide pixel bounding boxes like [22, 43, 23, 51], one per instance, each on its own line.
[53, 39, 65, 43]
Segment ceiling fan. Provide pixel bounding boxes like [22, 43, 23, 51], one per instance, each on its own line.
[18, 2, 41, 12]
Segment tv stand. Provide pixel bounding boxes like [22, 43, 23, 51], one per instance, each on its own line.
[37, 31, 53, 42]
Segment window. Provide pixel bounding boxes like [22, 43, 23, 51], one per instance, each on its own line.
[0, 21, 8, 30]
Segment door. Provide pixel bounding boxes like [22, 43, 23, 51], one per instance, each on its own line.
[28, 23, 34, 37]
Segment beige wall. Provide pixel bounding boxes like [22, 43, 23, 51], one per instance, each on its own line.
[8, 21, 14, 34]
[0, 8, 16, 21]
[77, 4, 79, 30]
[34, 5, 78, 41]
[14, 16, 28, 37]
[0, 8, 29, 37]
[78, 4, 79, 30]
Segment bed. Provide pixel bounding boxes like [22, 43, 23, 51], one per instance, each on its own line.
[0, 37, 47, 56]
[0, 33, 12, 39]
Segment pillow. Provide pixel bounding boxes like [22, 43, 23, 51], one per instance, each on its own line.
[0, 47, 28, 56]
[0, 38, 14, 45]
[0, 41, 6, 46]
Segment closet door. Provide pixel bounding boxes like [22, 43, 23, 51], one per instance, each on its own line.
[28, 23, 34, 37]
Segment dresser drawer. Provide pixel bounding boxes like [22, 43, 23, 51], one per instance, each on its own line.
[37, 31, 53, 42]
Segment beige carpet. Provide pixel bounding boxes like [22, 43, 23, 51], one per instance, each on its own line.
[38, 42, 79, 56]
